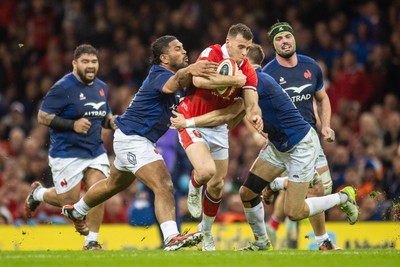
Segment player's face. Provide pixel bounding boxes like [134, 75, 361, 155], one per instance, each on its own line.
[274, 32, 296, 58]
[73, 53, 99, 84]
[226, 34, 252, 65]
[165, 40, 188, 72]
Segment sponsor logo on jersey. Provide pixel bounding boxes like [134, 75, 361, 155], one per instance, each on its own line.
[84, 101, 107, 117]
[84, 101, 106, 110]
[290, 94, 312, 102]
[80, 93, 86, 100]
[200, 47, 212, 58]
[284, 84, 312, 94]
[180, 101, 188, 112]
[279, 77, 287, 85]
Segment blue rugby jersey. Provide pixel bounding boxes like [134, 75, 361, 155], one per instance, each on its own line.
[115, 65, 183, 143]
[263, 54, 324, 129]
[40, 73, 112, 158]
[256, 68, 311, 152]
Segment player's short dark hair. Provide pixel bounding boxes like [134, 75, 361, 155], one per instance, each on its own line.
[247, 44, 265, 65]
[149, 35, 177, 65]
[228, 23, 253, 41]
[73, 44, 98, 59]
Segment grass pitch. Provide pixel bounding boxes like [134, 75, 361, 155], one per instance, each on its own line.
[0, 249, 399, 267]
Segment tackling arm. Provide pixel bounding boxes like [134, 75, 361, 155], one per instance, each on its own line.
[192, 71, 246, 89]
[170, 98, 245, 130]
[243, 89, 263, 133]
[162, 60, 218, 93]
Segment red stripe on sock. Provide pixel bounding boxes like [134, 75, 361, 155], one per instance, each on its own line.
[269, 215, 281, 230]
[190, 170, 202, 188]
[203, 190, 221, 217]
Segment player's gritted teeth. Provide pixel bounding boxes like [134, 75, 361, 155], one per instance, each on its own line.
[86, 70, 96, 78]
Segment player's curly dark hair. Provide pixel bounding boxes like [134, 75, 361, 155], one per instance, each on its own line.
[149, 35, 177, 65]
[73, 44, 98, 59]
[228, 23, 253, 41]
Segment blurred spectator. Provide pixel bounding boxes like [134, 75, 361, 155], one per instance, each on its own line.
[380, 155, 400, 201]
[103, 194, 128, 224]
[331, 50, 373, 113]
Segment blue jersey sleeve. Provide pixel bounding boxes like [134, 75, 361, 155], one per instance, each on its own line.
[314, 63, 324, 92]
[40, 84, 68, 116]
[154, 71, 172, 93]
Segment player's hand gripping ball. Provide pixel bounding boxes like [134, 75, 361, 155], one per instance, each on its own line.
[215, 58, 239, 97]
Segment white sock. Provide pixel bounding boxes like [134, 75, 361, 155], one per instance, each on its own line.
[305, 193, 341, 217]
[200, 214, 215, 232]
[74, 198, 91, 216]
[244, 202, 268, 241]
[34, 188, 47, 202]
[315, 233, 329, 245]
[270, 177, 287, 191]
[160, 220, 179, 243]
[339, 191, 348, 204]
[84, 231, 99, 245]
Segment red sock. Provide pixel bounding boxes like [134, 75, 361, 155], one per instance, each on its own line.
[190, 170, 202, 188]
[269, 214, 281, 231]
[203, 190, 221, 217]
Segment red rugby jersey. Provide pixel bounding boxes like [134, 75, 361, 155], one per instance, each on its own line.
[178, 44, 257, 118]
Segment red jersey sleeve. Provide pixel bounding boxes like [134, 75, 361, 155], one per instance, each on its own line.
[240, 59, 257, 91]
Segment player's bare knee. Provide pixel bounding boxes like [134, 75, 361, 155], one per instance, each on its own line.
[286, 210, 303, 221]
[196, 166, 216, 182]
[153, 182, 174, 197]
[239, 186, 256, 202]
[284, 206, 304, 221]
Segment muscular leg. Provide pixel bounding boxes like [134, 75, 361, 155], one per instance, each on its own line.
[83, 164, 135, 208]
[272, 191, 286, 224]
[307, 167, 328, 237]
[196, 159, 228, 251]
[185, 142, 216, 184]
[82, 168, 106, 234]
[284, 181, 310, 221]
[240, 158, 283, 249]
[135, 160, 176, 224]
[199, 159, 228, 231]
[205, 159, 228, 199]
[184, 142, 216, 219]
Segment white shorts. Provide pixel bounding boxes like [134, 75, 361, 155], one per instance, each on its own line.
[113, 129, 164, 174]
[178, 124, 229, 160]
[49, 153, 110, 194]
[316, 146, 328, 169]
[259, 128, 320, 183]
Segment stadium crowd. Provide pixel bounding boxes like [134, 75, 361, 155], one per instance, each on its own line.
[0, 0, 399, 227]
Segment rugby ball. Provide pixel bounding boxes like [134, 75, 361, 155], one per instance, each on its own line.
[215, 58, 238, 96]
